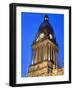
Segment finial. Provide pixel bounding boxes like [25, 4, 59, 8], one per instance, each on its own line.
[44, 15, 48, 21]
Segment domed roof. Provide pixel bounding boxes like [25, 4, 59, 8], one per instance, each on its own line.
[32, 15, 58, 46]
[38, 15, 54, 35]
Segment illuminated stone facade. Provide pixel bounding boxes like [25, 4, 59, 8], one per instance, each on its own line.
[28, 15, 64, 77]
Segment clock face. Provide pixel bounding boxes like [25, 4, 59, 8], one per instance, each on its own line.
[49, 34, 53, 39]
[36, 33, 44, 42]
[40, 33, 44, 39]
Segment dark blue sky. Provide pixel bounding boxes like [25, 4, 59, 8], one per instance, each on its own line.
[21, 12, 64, 77]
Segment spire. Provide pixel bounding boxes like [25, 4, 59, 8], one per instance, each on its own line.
[44, 15, 49, 21]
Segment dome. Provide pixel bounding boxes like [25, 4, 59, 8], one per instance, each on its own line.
[32, 15, 58, 46]
[38, 15, 54, 36]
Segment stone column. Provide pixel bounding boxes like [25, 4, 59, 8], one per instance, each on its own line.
[33, 48, 38, 64]
[35, 48, 38, 63]
[42, 45, 44, 61]
[56, 51, 58, 68]
[40, 46, 42, 61]
[52, 47, 53, 61]
[39, 46, 41, 62]
[43, 45, 45, 60]
[47, 45, 50, 61]
[49, 45, 50, 61]
[53, 48, 55, 64]
[37, 47, 39, 63]
[54, 49, 56, 68]
[54, 49, 58, 68]
[32, 49, 36, 64]
[41, 46, 43, 61]
[32, 48, 34, 64]
[44, 45, 47, 60]
[51, 46, 52, 61]
[53, 48, 56, 69]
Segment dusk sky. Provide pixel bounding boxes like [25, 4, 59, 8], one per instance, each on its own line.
[21, 12, 64, 77]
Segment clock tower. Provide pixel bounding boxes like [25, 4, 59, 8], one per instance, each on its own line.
[28, 15, 63, 77]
